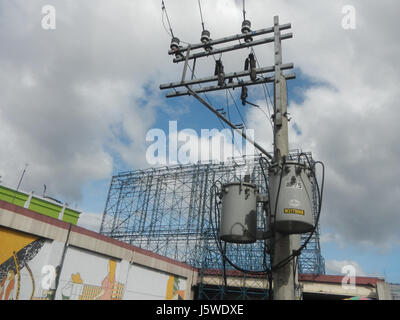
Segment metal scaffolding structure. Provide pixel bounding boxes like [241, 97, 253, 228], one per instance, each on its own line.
[100, 150, 325, 299]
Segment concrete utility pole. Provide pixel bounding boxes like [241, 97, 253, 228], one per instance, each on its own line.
[271, 71, 298, 299]
[270, 16, 300, 300]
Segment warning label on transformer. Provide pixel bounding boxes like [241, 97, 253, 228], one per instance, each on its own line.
[284, 208, 305, 215]
[285, 181, 303, 189]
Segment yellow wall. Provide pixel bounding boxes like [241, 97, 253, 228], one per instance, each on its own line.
[0, 226, 37, 265]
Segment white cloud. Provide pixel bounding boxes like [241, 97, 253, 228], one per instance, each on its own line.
[77, 212, 103, 233]
[0, 0, 171, 202]
[0, 0, 399, 253]
[244, 0, 400, 249]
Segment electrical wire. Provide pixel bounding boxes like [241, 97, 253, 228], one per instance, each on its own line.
[227, 89, 247, 130]
[209, 53, 248, 131]
[198, 0, 205, 31]
[251, 47, 274, 108]
[249, 47, 274, 131]
[226, 89, 233, 136]
[267, 271, 273, 300]
[235, 41, 274, 133]
[225, 89, 239, 155]
[161, 0, 190, 44]
[186, 63, 227, 130]
[161, 10, 172, 38]
[293, 255, 299, 297]
[161, 0, 174, 38]
[222, 241, 228, 288]
[244, 99, 274, 129]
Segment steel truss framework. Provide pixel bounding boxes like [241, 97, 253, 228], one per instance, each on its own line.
[100, 150, 325, 299]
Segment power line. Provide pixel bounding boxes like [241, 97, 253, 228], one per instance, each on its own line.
[226, 89, 243, 157]
[227, 88, 247, 130]
[161, 0, 174, 37]
[251, 47, 274, 108]
[186, 62, 227, 130]
[161, 0, 190, 45]
[208, 52, 248, 132]
[198, 0, 205, 31]
[248, 46, 274, 132]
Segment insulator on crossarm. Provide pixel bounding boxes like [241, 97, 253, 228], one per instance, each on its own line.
[241, 20, 253, 43]
[249, 53, 257, 81]
[241, 86, 248, 105]
[170, 37, 183, 59]
[201, 30, 210, 43]
[215, 59, 225, 86]
[170, 37, 180, 51]
[201, 30, 213, 52]
[244, 57, 249, 71]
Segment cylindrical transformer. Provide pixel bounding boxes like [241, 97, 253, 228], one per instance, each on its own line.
[219, 182, 257, 243]
[268, 162, 314, 234]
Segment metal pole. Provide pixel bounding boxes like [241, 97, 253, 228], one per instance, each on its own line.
[11, 163, 28, 204]
[271, 15, 297, 300]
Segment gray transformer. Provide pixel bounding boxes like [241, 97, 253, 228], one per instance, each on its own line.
[219, 182, 258, 243]
[268, 161, 314, 234]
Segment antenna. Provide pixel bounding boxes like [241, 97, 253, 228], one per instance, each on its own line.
[11, 163, 28, 204]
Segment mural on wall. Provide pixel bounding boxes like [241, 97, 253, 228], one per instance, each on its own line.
[122, 263, 187, 300]
[166, 276, 185, 300]
[1, 226, 188, 300]
[61, 259, 124, 300]
[0, 227, 45, 300]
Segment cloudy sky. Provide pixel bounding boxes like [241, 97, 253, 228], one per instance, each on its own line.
[0, 0, 399, 283]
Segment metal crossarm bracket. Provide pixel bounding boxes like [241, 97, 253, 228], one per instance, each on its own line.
[168, 23, 291, 56]
[165, 72, 295, 98]
[160, 63, 294, 90]
[173, 33, 293, 63]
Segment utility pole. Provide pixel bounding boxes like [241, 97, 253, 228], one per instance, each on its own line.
[272, 17, 300, 300]
[271, 73, 295, 299]
[270, 16, 297, 300]
[160, 15, 298, 300]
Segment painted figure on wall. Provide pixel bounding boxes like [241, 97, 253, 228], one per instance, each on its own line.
[61, 259, 124, 300]
[0, 270, 15, 300]
[0, 227, 46, 300]
[166, 275, 185, 300]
